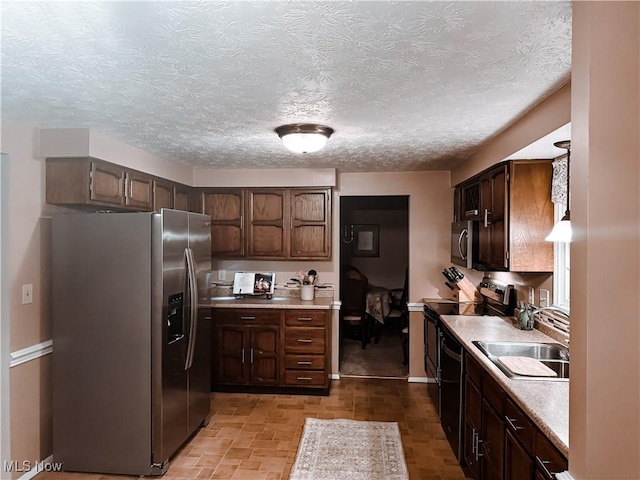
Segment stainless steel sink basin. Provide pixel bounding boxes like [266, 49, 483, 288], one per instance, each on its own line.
[472, 340, 570, 381]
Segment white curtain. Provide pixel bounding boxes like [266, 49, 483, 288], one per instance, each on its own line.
[551, 153, 569, 205]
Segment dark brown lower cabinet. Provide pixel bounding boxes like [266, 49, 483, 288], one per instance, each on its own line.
[214, 324, 280, 386]
[463, 375, 482, 479]
[213, 309, 280, 386]
[481, 398, 505, 480]
[462, 351, 566, 480]
[212, 308, 331, 394]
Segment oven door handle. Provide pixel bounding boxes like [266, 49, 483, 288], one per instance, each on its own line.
[440, 341, 462, 362]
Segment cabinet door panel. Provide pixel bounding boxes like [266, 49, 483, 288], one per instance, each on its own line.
[153, 180, 173, 211]
[290, 189, 331, 258]
[481, 399, 505, 480]
[215, 326, 246, 384]
[463, 419, 480, 479]
[247, 190, 287, 257]
[477, 165, 508, 270]
[250, 327, 279, 385]
[125, 171, 153, 209]
[174, 186, 190, 211]
[90, 161, 124, 205]
[463, 375, 482, 479]
[250, 225, 285, 256]
[203, 190, 245, 256]
[505, 430, 534, 480]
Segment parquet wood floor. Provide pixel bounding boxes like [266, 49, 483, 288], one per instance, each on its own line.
[38, 378, 467, 480]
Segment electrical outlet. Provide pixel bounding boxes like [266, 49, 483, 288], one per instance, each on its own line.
[217, 270, 226, 281]
[21, 283, 33, 304]
[539, 289, 550, 308]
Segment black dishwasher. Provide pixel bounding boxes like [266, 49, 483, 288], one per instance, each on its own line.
[439, 324, 463, 461]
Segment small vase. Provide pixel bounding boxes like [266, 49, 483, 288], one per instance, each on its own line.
[300, 285, 314, 301]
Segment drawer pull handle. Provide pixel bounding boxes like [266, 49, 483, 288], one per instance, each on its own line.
[297, 377, 313, 381]
[535, 456, 556, 479]
[505, 416, 524, 431]
[297, 361, 312, 365]
[297, 339, 312, 343]
[240, 316, 256, 320]
[297, 317, 313, 321]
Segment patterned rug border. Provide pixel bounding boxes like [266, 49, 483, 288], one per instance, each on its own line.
[289, 418, 409, 480]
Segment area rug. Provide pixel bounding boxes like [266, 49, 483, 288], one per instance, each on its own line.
[289, 418, 409, 480]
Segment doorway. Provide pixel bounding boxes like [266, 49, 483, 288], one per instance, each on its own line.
[339, 195, 409, 378]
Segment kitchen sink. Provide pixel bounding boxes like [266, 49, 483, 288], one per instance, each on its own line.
[472, 341, 570, 381]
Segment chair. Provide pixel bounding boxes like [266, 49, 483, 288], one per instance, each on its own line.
[385, 268, 409, 364]
[340, 268, 371, 349]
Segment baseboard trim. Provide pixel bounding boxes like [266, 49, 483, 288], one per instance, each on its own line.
[555, 472, 574, 480]
[407, 302, 425, 312]
[407, 376, 432, 383]
[330, 373, 340, 380]
[10, 340, 53, 368]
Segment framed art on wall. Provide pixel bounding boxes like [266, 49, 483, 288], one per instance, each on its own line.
[351, 224, 379, 257]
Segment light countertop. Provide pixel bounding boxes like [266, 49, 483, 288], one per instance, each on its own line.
[206, 295, 334, 310]
[440, 314, 569, 456]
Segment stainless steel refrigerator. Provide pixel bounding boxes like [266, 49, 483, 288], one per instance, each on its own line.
[51, 210, 212, 476]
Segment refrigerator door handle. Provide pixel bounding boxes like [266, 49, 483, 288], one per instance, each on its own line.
[184, 247, 198, 370]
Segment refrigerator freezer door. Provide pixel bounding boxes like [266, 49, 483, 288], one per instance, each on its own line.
[153, 209, 190, 466]
[187, 212, 212, 433]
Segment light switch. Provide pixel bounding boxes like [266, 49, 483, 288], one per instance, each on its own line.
[21, 283, 33, 304]
[217, 270, 226, 281]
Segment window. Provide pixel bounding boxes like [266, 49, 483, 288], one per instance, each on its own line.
[552, 202, 570, 310]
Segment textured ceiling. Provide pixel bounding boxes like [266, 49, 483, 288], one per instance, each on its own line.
[1, 1, 571, 172]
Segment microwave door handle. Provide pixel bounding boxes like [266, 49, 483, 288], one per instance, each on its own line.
[458, 229, 468, 260]
[184, 248, 198, 370]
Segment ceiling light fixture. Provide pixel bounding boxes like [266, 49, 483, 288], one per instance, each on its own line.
[275, 124, 334, 154]
[545, 140, 572, 243]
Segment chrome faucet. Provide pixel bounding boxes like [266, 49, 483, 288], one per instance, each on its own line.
[531, 306, 570, 360]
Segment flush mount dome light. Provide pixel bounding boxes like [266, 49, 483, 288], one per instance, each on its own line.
[275, 124, 334, 154]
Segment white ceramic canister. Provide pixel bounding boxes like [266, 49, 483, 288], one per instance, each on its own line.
[300, 284, 315, 301]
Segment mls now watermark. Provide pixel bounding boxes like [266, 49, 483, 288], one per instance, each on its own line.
[4, 460, 63, 473]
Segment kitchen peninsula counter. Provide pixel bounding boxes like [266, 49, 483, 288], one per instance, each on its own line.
[440, 314, 569, 456]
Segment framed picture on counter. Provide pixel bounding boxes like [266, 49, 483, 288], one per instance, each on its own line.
[351, 224, 379, 257]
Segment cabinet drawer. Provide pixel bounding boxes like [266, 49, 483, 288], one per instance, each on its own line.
[534, 430, 567, 478]
[285, 328, 325, 354]
[285, 310, 326, 326]
[505, 397, 535, 456]
[285, 354, 326, 370]
[284, 370, 326, 386]
[482, 371, 505, 414]
[214, 309, 281, 325]
[466, 353, 483, 388]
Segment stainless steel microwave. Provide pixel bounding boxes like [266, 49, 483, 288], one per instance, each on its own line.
[451, 221, 476, 269]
